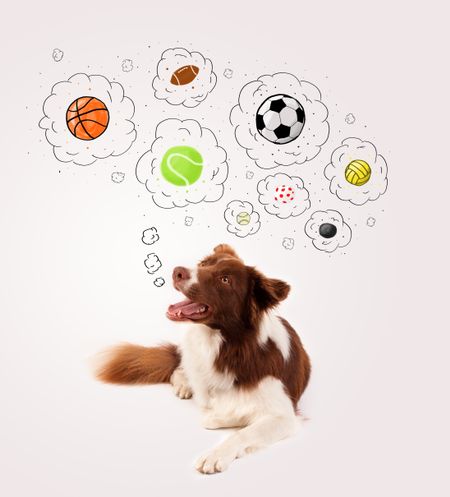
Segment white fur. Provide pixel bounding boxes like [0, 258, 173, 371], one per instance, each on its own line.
[178, 317, 297, 474]
[188, 266, 198, 285]
[258, 311, 291, 360]
[176, 266, 198, 294]
[170, 367, 192, 399]
[180, 323, 235, 408]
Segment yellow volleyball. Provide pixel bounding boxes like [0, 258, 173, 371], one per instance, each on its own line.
[345, 159, 371, 186]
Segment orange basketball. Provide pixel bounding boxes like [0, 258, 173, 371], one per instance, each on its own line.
[66, 96, 109, 140]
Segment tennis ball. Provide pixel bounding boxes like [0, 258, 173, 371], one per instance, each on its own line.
[345, 159, 371, 186]
[236, 211, 251, 225]
[160, 146, 203, 186]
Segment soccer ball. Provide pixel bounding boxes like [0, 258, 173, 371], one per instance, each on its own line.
[256, 94, 305, 145]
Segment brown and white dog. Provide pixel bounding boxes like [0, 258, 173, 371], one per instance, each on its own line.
[96, 244, 310, 474]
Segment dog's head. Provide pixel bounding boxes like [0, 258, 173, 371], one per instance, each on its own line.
[166, 244, 290, 331]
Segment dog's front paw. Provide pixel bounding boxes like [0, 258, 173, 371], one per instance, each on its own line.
[173, 383, 193, 399]
[195, 447, 236, 474]
[170, 368, 193, 399]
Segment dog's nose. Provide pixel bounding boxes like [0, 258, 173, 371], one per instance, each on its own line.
[173, 266, 190, 283]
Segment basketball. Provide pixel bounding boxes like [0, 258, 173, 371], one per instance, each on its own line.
[236, 212, 251, 225]
[160, 146, 203, 186]
[345, 159, 371, 186]
[66, 96, 109, 141]
[170, 65, 199, 85]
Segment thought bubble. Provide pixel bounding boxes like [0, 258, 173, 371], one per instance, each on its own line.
[142, 227, 159, 245]
[152, 47, 216, 107]
[39, 73, 136, 166]
[52, 48, 64, 62]
[367, 217, 376, 227]
[154, 277, 165, 287]
[122, 59, 133, 72]
[257, 173, 310, 219]
[230, 72, 329, 169]
[111, 172, 125, 183]
[136, 119, 228, 208]
[304, 210, 352, 252]
[145, 253, 162, 274]
[282, 237, 294, 250]
[224, 200, 261, 238]
[324, 137, 388, 205]
[345, 113, 356, 124]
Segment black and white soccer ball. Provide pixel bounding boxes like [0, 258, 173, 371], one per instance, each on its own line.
[256, 94, 305, 145]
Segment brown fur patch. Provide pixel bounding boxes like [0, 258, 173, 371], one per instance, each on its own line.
[96, 343, 180, 385]
[213, 317, 310, 407]
[213, 244, 242, 260]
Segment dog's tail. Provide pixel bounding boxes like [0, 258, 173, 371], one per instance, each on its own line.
[95, 343, 180, 385]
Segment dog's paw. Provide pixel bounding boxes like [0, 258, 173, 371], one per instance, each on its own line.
[170, 368, 193, 399]
[195, 447, 236, 474]
[173, 383, 193, 399]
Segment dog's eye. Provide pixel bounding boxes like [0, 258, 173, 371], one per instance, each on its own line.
[221, 276, 230, 284]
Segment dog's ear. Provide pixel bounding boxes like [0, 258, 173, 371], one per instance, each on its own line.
[250, 268, 290, 309]
[213, 244, 240, 259]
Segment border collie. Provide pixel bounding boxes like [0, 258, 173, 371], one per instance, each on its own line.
[96, 244, 310, 473]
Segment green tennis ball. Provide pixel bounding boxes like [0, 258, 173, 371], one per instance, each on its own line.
[160, 146, 203, 186]
[236, 211, 251, 225]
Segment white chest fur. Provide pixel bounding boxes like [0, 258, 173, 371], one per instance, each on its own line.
[180, 324, 235, 408]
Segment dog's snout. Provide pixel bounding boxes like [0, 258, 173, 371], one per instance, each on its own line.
[173, 266, 190, 283]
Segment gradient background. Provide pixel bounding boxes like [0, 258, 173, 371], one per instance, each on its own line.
[1, 1, 448, 496]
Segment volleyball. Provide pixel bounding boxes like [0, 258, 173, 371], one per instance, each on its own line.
[345, 159, 371, 186]
[66, 96, 109, 140]
[160, 146, 203, 186]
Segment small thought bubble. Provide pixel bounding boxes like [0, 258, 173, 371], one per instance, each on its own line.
[142, 227, 159, 245]
[145, 253, 162, 274]
[52, 48, 64, 62]
[223, 68, 233, 79]
[224, 200, 260, 238]
[122, 59, 133, 72]
[345, 113, 356, 124]
[111, 172, 125, 183]
[184, 216, 193, 226]
[305, 210, 352, 253]
[154, 277, 165, 287]
[367, 217, 376, 227]
[282, 237, 294, 250]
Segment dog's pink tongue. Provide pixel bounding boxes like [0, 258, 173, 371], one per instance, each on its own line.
[167, 299, 206, 318]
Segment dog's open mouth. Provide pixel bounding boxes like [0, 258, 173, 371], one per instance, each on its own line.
[166, 299, 210, 322]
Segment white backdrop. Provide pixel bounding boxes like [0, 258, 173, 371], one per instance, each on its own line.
[1, 1, 448, 496]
